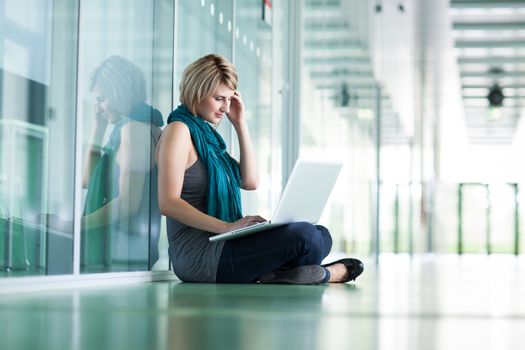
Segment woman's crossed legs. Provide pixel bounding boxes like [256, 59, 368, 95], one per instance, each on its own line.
[216, 222, 333, 283]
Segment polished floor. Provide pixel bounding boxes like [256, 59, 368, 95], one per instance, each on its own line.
[1, 254, 524, 350]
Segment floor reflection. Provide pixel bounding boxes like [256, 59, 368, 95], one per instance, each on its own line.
[0, 255, 524, 350]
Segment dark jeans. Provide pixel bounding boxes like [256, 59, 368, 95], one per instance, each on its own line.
[216, 222, 333, 283]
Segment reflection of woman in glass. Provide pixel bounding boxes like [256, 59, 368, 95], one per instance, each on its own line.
[157, 54, 363, 283]
[82, 56, 163, 271]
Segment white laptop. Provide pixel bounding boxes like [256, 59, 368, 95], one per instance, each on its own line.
[209, 159, 342, 242]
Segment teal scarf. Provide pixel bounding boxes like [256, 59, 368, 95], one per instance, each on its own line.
[167, 105, 242, 222]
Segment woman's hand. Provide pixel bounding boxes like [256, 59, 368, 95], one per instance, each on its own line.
[91, 108, 109, 144]
[221, 215, 267, 233]
[94, 108, 109, 130]
[226, 90, 246, 127]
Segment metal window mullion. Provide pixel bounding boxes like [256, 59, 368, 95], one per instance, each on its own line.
[372, 83, 381, 264]
[172, 0, 179, 111]
[457, 183, 463, 254]
[72, 0, 85, 276]
[283, 0, 302, 183]
[486, 184, 491, 255]
[148, 0, 157, 270]
[394, 184, 400, 253]
[230, 0, 236, 155]
[6, 128, 15, 270]
[167, 0, 179, 272]
[408, 181, 414, 255]
[513, 183, 520, 255]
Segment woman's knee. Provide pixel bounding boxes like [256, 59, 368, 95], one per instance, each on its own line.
[285, 222, 327, 259]
[315, 224, 333, 255]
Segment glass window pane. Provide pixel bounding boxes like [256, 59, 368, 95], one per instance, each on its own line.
[463, 185, 488, 253]
[175, 0, 234, 144]
[489, 184, 515, 254]
[434, 182, 460, 253]
[0, 0, 78, 276]
[234, 0, 276, 218]
[78, 0, 172, 273]
[300, 0, 376, 254]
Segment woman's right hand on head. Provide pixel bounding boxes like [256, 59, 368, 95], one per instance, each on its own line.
[224, 215, 266, 232]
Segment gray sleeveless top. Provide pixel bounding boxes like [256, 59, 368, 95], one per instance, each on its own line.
[166, 159, 225, 282]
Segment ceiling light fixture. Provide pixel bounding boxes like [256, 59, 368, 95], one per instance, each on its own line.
[487, 84, 504, 120]
[487, 84, 504, 108]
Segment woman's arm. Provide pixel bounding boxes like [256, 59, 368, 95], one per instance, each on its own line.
[82, 112, 108, 188]
[157, 122, 264, 233]
[228, 91, 259, 190]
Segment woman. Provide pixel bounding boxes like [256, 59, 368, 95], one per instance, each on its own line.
[157, 54, 363, 284]
[82, 55, 163, 271]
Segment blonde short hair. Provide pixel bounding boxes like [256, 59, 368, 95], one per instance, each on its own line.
[179, 54, 238, 115]
[90, 55, 147, 116]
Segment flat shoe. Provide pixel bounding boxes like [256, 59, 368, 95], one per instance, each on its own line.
[322, 258, 364, 282]
[259, 265, 329, 285]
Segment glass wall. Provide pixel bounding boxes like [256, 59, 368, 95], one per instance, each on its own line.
[0, 0, 174, 278]
[78, 0, 173, 273]
[234, 0, 277, 218]
[300, 0, 377, 254]
[174, 0, 234, 144]
[434, 182, 520, 254]
[299, 0, 428, 256]
[1, 0, 78, 276]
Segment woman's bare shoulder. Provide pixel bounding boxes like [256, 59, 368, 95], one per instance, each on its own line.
[157, 121, 192, 146]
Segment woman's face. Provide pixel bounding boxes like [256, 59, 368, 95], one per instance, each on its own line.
[92, 89, 120, 124]
[195, 83, 235, 125]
